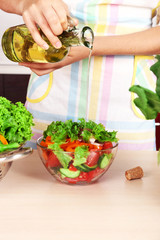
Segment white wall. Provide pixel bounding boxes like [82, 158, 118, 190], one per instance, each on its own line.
[0, 10, 31, 74]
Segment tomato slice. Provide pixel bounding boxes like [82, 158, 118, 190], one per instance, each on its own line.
[77, 172, 89, 182]
[87, 167, 105, 182]
[69, 164, 78, 171]
[86, 149, 100, 166]
[42, 149, 50, 161]
[65, 171, 89, 184]
[64, 177, 79, 184]
[46, 151, 61, 168]
[103, 141, 113, 149]
[65, 167, 105, 184]
[102, 141, 113, 154]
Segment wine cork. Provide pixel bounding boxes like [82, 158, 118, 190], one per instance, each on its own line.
[125, 166, 143, 180]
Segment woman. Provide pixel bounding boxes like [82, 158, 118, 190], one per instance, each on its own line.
[1, 0, 160, 150]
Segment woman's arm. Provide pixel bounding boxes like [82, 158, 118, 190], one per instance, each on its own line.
[19, 26, 160, 76]
[93, 26, 160, 56]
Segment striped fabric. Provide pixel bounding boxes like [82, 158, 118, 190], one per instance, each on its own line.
[25, 0, 160, 150]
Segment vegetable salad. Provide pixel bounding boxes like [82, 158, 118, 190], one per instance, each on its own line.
[39, 118, 118, 184]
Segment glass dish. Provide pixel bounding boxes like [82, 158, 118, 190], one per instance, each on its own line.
[37, 136, 118, 185]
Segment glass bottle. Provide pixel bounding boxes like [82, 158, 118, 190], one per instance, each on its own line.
[1, 24, 94, 63]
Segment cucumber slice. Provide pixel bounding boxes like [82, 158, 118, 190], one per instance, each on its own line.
[76, 164, 97, 172]
[98, 153, 112, 169]
[76, 165, 88, 172]
[82, 164, 97, 171]
[59, 168, 80, 178]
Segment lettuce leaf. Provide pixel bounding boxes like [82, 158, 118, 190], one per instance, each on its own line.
[48, 142, 72, 168]
[44, 118, 118, 143]
[73, 145, 89, 166]
[0, 97, 34, 144]
[129, 56, 160, 120]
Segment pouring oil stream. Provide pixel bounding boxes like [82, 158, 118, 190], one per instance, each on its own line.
[85, 47, 93, 120]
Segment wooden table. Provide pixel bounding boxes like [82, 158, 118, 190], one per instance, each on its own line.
[0, 150, 160, 240]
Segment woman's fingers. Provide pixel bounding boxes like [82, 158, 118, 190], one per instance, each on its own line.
[22, 14, 50, 49]
[21, 0, 78, 49]
[19, 62, 57, 75]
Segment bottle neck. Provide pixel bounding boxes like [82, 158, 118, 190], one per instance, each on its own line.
[59, 26, 94, 49]
[80, 26, 94, 49]
[59, 28, 81, 47]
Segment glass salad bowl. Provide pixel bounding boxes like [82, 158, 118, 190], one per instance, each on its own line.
[36, 136, 118, 185]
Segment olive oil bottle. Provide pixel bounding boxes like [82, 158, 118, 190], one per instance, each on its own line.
[1, 24, 94, 63]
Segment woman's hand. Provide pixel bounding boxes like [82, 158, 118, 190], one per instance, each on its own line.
[19, 46, 91, 75]
[19, 0, 78, 49]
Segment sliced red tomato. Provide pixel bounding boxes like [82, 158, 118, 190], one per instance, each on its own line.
[46, 151, 61, 168]
[87, 167, 105, 182]
[64, 177, 79, 184]
[65, 171, 89, 184]
[102, 141, 113, 154]
[42, 149, 50, 161]
[77, 172, 89, 182]
[65, 167, 105, 184]
[86, 149, 100, 166]
[103, 141, 113, 149]
[69, 164, 78, 171]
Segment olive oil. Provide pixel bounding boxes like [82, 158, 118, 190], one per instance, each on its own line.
[1, 24, 94, 63]
[85, 48, 93, 120]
